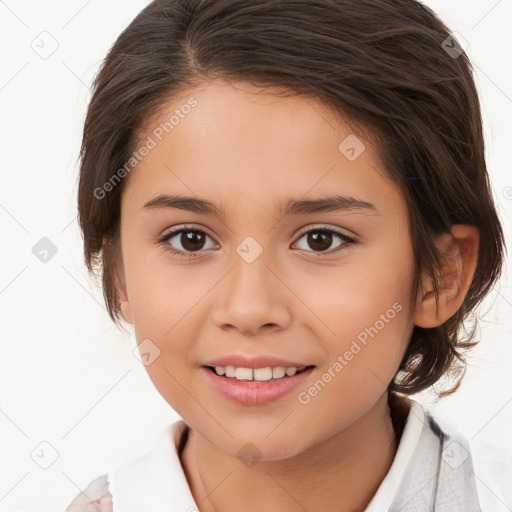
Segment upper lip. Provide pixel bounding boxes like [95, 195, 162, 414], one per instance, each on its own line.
[202, 354, 314, 369]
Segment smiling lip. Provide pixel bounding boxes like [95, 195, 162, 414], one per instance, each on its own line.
[202, 354, 312, 369]
[202, 365, 315, 406]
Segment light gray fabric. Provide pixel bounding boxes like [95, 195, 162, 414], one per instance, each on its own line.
[388, 414, 481, 511]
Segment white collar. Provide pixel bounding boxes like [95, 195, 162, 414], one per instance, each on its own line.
[108, 420, 197, 511]
[365, 398, 425, 511]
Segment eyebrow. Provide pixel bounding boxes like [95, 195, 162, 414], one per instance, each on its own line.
[142, 193, 379, 218]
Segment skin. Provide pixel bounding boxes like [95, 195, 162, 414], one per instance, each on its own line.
[115, 79, 479, 512]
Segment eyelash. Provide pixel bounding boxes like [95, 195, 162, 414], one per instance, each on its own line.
[158, 224, 357, 260]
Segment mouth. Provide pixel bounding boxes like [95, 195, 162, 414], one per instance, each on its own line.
[201, 364, 316, 406]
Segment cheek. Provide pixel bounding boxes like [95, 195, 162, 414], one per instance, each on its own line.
[121, 243, 207, 403]
[122, 233, 206, 333]
[124, 258, 201, 411]
[291, 264, 413, 433]
[294, 236, 414, 381]
[301, 276, 410, 392]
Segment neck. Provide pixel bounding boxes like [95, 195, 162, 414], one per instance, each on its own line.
[180, 392, 405, 512]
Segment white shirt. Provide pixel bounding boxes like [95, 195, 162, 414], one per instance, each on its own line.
[24, 399, 512, 511]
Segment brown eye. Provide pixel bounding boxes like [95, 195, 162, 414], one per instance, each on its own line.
[293, 227, 355, 255]
[159, 227, 217, 257]
[306, 231, 334, 252]
[179, 230, 207, 251]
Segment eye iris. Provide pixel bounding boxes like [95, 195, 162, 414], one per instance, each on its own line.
[308, 231, 332, 252]
[182, 231, 205, 251]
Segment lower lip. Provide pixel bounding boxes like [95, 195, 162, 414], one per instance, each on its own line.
[202, 366, 315, 406]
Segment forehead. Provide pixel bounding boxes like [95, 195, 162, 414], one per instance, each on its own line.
[122, 79, 403, 219]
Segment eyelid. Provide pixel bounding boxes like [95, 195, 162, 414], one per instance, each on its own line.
[294, 223, 357, 241]
[160, 223, 357, 242]
[160, 223, 217, 241]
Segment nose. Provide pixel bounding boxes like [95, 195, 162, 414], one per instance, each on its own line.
[211, 250, 293, 336]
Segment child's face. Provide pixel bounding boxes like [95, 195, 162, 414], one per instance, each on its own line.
[117, 79, 416, 458]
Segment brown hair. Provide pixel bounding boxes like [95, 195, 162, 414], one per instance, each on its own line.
[77, 0, 505, 396]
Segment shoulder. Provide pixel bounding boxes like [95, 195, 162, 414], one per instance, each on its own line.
[64, 473, 113, 512]
[425, 409, 512, 512]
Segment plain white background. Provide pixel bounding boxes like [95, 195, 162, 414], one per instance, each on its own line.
[0, 1, 511, 510]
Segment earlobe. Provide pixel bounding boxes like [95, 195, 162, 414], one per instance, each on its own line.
[413, 225, 479, 329]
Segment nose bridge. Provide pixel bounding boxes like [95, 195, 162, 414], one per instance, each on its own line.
[211, 238, 292, 334]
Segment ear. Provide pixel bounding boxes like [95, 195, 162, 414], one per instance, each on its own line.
[103, 234, 133, 325]
[111, 251, 133, 325]
[413, 224, 479, 328]
[115, 268, 133, 324]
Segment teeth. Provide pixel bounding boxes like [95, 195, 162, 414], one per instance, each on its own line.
[254, 367, 272, 381]
[225, 365, 236, 378]
[211, 365, 307, 381]
[272, 367, 286, 379]
[235, 367, 253, 380]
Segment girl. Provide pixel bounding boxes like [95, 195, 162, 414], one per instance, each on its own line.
[67, 0, 509, 510]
